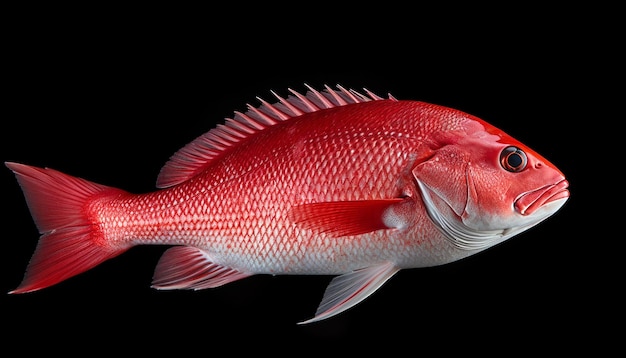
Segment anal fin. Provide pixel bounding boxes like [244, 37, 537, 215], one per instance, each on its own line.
[298, 262, 400, 324]
[151, 246, 252, 290]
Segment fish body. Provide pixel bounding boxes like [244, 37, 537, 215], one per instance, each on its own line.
[7, 85, 569, 323]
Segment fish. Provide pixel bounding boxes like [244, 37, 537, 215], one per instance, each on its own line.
[7, 84, 569, 324]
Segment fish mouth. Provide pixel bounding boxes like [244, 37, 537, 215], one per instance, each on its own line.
[514, 179, 570, 216]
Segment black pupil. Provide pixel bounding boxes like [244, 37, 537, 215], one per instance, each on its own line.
[507, 153, 523, 168]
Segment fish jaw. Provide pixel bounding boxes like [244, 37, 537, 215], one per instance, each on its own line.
[415, 176, 570, 253]
[515, 179, 570, 216]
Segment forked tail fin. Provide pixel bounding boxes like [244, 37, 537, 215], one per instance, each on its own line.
[6, 162, 129, 293]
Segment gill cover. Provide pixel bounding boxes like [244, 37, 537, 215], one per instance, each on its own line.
[411, 145, 503, 250]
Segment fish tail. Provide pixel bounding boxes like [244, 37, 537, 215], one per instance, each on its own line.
[6, 162, 129, 294]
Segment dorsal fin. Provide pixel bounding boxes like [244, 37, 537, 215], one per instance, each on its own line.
[155, 84, 396, 188]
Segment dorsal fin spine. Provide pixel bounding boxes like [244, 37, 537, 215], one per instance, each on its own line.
[205, 130, 234, 147]
[216, 124, 246, 140]
[324, 84, 348, 105]
[351, 89, 372, 102]
[337, 84, 360, 103]
[288, 88, 320, 111]
[225, 117, 256, 134]
[246, 104, 279, 125]
[234, 111, 265, 130]
[271, 90, 304, 116]
[257, 97, 290, 121]
[364, 88, 383, 100]
[305, 83, 333, 108]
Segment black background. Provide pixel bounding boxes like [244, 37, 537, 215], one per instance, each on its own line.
[1, 4, 614, 354]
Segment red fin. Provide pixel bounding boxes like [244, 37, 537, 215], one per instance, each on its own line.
[299, 262, 400, 324]
[288, 199, 405, 237]
[6, 162, 128, 294]
[151, 246, 252, 290]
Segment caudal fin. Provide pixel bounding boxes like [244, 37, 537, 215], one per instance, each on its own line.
[6, 162, 129, 293]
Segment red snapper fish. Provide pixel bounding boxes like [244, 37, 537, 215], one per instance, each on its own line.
[7, 84, 569, 324]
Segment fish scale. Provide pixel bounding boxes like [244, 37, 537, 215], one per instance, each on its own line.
[6, 84, 569, 324]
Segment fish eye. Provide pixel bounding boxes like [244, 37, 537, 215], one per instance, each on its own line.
[500, 146, 527, 172]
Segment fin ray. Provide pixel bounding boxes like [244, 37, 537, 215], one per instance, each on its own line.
[6, 162, 128, 293]
[288, 199, 405, 237]
[152, 246, 252, 290]
[298, 262, 400, 324]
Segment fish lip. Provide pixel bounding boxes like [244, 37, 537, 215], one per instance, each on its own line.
[514, 179, 570, 216]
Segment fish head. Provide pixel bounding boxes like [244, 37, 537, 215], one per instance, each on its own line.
[412, 116, 569, 251]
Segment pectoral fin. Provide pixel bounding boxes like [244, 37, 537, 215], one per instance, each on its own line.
[298, 262, 401, 324]
[288, 199, 406, 237]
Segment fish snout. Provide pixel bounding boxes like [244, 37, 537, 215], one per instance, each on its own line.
[514, 179, 569, 216]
